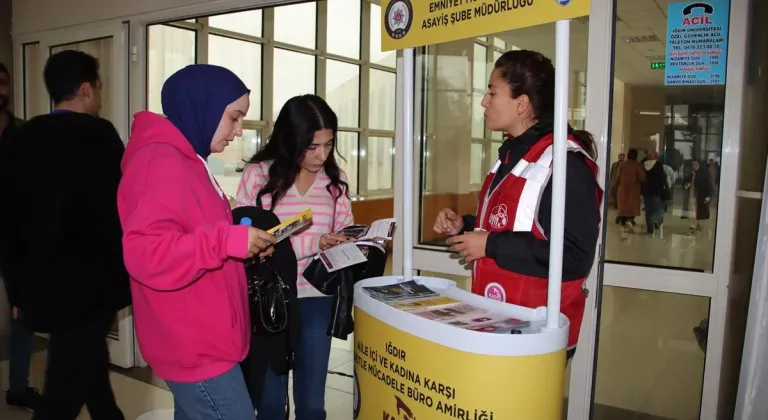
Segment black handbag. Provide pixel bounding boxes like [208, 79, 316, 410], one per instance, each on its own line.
[244, 257, 290, 334]
[233, 205, 297, 336]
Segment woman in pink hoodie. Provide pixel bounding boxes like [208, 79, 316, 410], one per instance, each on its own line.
[118, 65, 274, 419]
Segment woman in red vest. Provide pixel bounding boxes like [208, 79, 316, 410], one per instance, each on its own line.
[436, 50, 603, 358]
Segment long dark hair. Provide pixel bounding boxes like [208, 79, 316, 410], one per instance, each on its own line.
[494, 50, 597, 159]
[247, 94, 349, 209]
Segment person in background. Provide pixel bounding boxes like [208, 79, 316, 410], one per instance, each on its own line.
[609, 152, 625, 220]
[610, 153, 625, 181]
[0, 50, 129, 419]
[660, 155, 676, 213]
[683, 159, 712, 235]
[434, 50, 601, 359]
[612, 148, 645, 233]
[0, 62, 41, 412]
[237, 94, 353, 420]
[642, 150, 667, 234]
[118, 64, 274, 420]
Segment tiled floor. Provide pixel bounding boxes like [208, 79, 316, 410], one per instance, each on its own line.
[603, 189, 718, 272]
[0, 289, 705, 420]
[0, 194, 718, 420]
[0, 346, 355, 420]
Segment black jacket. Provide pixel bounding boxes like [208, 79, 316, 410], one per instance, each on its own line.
[0, 112, 131, 332]
[233, 206, 301, 409]
[462, 120, 600, 281]
[643, 161, 668, 198]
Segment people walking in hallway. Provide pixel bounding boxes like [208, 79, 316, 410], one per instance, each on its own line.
[118, 64, 274, 420]
[611, 148, 645, 233]
[0, 62, 42, 412]
[237, 94, 354, 420]
[642, 150, 668, 235]
[0, 50, 130, 419]
[683, 159, 712, 235]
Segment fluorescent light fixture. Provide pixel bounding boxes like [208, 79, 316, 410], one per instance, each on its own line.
[639, 111, 662, 116]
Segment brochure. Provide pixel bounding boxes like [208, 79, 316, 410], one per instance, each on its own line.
[468, 318, 533, 334]
[317, 241, 368, 273]
[389, 296, 460, 312]
[363, 280, 438, 302]
[268, 208, 313, 242]
[342, 218, 396, 244]
[411, 303, 488, 322]
[445, 313, 512, 328]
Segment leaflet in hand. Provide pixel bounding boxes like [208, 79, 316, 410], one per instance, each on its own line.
[363, 280, 438, 302]
[342, 218, 396, 244]
[268, 209, 312, 242]
[317, 241, 368, 273]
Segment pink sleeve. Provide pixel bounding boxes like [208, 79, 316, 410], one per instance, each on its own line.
[235, 162, 266, 207]
[120, 146, 249, 291]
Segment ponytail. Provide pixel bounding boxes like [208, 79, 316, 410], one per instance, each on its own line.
[571, 129, 597, 160]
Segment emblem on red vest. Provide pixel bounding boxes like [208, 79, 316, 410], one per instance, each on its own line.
[484, 282, 506, 301]
[488, 204, 509, 229]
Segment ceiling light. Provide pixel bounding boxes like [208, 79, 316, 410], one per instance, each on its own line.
[639, 111, 662, 116]
[623, 35, 660, 44]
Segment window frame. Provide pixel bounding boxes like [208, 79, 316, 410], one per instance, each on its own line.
[144, 0, 398, 199]
[470, 37, 508, 190]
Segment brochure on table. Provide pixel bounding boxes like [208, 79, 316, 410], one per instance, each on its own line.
[352, 276, 569, 420]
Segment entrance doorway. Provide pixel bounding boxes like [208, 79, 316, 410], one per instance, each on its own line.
[14, 22, 135, 368]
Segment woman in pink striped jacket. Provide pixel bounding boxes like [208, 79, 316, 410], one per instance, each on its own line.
[235, 94, 353, 420]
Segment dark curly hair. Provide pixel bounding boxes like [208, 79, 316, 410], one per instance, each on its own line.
[247, 94, 349, 209]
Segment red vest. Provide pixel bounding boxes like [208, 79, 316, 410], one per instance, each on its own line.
[472, 134, 603, 349]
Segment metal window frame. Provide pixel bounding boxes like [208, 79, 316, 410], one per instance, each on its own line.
[145, 0, 397, 198]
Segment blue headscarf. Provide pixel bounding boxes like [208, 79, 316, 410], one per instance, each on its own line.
[161, 64, 250, 159]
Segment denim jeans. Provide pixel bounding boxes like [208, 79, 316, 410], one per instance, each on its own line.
[258, 297, 334, 420]
[166, 365, 256, 420]
[8, 315, 34, 393]
[644, 195, 664, 230]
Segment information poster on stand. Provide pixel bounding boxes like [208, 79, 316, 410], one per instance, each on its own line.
[379, 0, 591, 52]
[353, 309, 566, 420]
[664, 0, 730, 86]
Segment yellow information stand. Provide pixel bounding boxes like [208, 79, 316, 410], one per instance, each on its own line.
[353, 276, 569, 420]
[354, 0, 593, 419]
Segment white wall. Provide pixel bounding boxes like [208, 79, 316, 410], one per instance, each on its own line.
[12, 0, 273, 34]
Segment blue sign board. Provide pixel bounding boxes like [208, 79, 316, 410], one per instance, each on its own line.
[664, 0, 730, 86]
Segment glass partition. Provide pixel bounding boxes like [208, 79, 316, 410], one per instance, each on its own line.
[604, 0, 729, 273]
[416, 23, 589, 247]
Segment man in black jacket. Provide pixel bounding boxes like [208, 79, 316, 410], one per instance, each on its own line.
[0, 50, 129, 419]
[0, 62, 42, 411]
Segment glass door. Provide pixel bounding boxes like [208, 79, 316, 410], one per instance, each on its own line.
[14, 22, 135, 368]
[578, 0, 747, 419]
